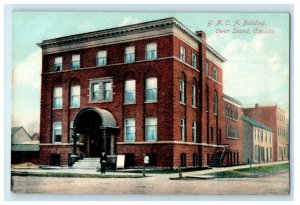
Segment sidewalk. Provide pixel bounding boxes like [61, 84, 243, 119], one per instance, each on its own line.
[182, 161, 289, 177]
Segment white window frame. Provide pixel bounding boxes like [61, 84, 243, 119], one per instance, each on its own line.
[146, 43, 157, 60]
[213, 67, 218, 81]
[53, 87, 62, 109]
[125, 46, 135, 63]
[180, 118, 185, 141]
[145, 77, 158, 102]
[52, 122, 62, 143]
[89, 78, 113, 102]
[205, 62, 209, 75]
[70, 85, 80, 108]
[180, 78, 185, 103]
[124, 118, 136, 142]
[145, 117, 158, 141]
[71, 54, 80, 69]
[192, 121, 197, 142]
[192, 84, 196, 107]
[180, 46, 186, 62]
[124, 79, 136, 104]
[54, 56, 62, 71]
[192, 52, 197, 68]
[97, 50, 107, 66]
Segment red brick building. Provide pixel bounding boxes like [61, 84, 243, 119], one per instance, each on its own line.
[243, 104, 288, 162]
[37, 17, 241, 168]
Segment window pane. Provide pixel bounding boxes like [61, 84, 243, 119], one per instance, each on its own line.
[125, 118, 135, 141]
[146, 118, 157, 141]
[126, 46, 135, 54]
[53, 87, 62, 108]
[55, 57, 62, 64]
[146, 43, 157, 51]
[97, 50, 106, 58]
[104, 82, 112, 100]
[146, 78, 157, 101]
[146, 43, 157, 60]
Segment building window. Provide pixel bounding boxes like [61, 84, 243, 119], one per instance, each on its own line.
[192, 53, 197, 68]
[180, 153, 186, 167]
[180, 73, 185, 103]
[213, 67, 218, 81]
[53, 87, 62, 109]
[146, 43, 157, 60]
[52, 122, 62, 143]
[72, 54, 80, 69]
[124, 118, 136, 142]
[146, 117, 157, 141]
[192, 84, 197, 107]
[192, 121, 197, 142]
[145, 77, 157, 102]
[90, 78, 113, 102]
[205, 62, 209, 75]
[213, 91, 218, 114]
[180, 46, 186, 62]
[54, 57, 62, 71]
[205, 85, 209, 112]
[125, 80, 136, 104]
[180, 118, 185, 141]
[97, 50, 107, 66]
[211, 127, 214, 141]
[261, 131, 263, 142]
[125, 46, 135, 63]
[70, 85, 80, 108]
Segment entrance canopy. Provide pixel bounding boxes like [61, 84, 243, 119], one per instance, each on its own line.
[73, 107, 119, 134]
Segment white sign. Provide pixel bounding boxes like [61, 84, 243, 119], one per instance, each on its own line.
[116, 155, 125, 169]
[144, 155, 149, 164]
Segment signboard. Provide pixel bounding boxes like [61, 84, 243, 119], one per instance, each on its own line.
[144, 155, 149, 164]
[116, 155, 125, 169]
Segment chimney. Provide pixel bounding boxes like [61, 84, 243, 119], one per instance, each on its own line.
[196, 31, 206, 41]
[255, 103, 259, 108]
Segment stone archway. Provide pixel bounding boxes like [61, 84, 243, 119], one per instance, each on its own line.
[73, 107, 119, 157]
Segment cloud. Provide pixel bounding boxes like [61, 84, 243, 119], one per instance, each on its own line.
[119, 17, 141, 26]
[13, 51, 42, 89]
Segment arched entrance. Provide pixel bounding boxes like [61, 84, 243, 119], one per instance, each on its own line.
[73, 107, 119, 157]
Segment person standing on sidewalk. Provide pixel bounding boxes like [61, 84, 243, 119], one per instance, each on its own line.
[100, 152, 107, 174]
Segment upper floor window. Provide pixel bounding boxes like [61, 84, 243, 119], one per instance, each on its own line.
[125, 46, 135, 63]
[70, 85, 80, 108]
[90, 78, 113, 102]
[72, 54, 80, 69]
[54, 57, 62, 72]
[145, 77, 157, 102]
[205, 62, 209, 75]
[211, 127, 214, 141]
[125, 80, 136, 104]
[192, 83, 197, 107]
[53, 87, 62, 109]
[124, 118, 136, 142]
[180, 73, 186, 103]
[52, 122, 62, 143]
[180, 46, 186, 62]
[180, 118, 186, 141]
[146, 117, 157, 141]
[213, 67, 218, 81]
[213, 91, 218, 114]
[205, 85, 209, 112]
[146, 43, 157, 60]
[192, 53, 197, 68]
[192, 121, 197, 142]
[97, 50, 107, 66]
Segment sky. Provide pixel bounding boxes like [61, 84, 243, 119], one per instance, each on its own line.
[11, 12, 290, 134]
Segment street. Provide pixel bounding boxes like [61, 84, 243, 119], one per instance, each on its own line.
[11, 170, 289, 195]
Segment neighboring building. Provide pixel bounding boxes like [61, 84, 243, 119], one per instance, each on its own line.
[37, 17, 246, 168]
[222, 94, 243, 165]
[242, 115, 273, 164]
[243, 104, 288, 161]
[11, 127, 40, 164]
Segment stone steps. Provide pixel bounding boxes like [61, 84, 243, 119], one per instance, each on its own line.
[72, 158, 100, 169]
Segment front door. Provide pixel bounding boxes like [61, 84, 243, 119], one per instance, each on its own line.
[89, 133, 102, 157]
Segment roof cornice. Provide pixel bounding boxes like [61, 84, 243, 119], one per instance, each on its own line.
[37, 17, 226, 62]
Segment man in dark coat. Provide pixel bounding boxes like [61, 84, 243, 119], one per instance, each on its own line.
[100, 152, 107, 174]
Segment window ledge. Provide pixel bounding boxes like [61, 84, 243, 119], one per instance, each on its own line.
[226, 137, 238, 140]
[192, 106, 197, 109]
[89, 100, 113, 103]
[52, 108, 62, 110]
[144, 101, 158, 104]
[124, 102, 136, 105]
[69, 107, 80, 109]
[180, 102, 186, 106]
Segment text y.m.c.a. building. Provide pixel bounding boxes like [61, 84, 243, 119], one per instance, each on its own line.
[37, 17, 243, 168]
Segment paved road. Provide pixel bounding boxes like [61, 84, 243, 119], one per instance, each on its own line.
[11, 171, 289, 195]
